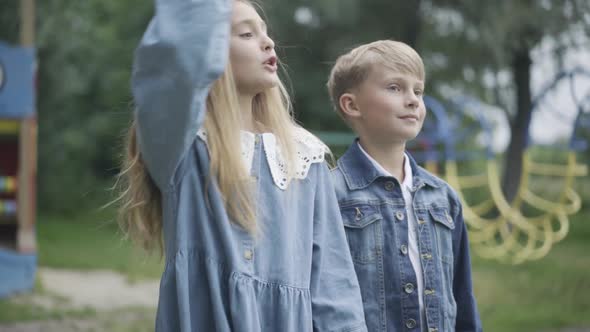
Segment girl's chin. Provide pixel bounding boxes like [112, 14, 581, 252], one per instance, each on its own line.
[253, 79, 280, 94]
[236, 75, 280, 96]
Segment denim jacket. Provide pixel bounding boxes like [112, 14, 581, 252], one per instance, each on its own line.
[331, 141, 482, 332]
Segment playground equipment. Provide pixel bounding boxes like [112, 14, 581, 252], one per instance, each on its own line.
[410, 68, 589, 264]
[0, 0, 38, 298]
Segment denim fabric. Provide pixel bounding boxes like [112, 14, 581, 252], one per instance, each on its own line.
[331, 140, 482, 332]
[132, 1, 367, 331]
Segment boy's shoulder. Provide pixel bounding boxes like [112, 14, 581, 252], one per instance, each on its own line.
[413, 162, 448, 188]
[411, 162, 465, 219]
[413, 162, 461, 198]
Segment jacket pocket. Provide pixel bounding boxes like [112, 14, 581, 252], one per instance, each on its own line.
[341, 204, 382, 264]
[429, 206, 455, 265]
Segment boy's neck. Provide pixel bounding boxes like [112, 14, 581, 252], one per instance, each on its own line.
[358, 137, 407, 183]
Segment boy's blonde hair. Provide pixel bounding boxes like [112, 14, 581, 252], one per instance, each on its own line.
[327, 40, 425, 117]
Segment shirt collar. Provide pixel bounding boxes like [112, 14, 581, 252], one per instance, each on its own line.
[338, 138, 441, 190]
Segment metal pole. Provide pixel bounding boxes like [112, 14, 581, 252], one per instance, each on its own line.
[17, 0, 37, 253]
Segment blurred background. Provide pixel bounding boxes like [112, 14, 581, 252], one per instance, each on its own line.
[0, 0, 589, 331]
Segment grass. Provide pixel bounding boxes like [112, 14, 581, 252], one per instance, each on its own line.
[1, 180, 589, 331]
[472, 207, 590, 331]
[0, 300, 97, 323]
[36, 208, 163, 282]
[468, 178, 590, 331]
[0, 277, 97, 323]
[0, 208, 162, 324]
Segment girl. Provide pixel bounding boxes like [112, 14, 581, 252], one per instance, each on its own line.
[118, 0, 367, 331]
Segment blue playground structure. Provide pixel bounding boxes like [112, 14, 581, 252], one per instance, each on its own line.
[411, 68, 589, 264]
[0, 40, 38, 298]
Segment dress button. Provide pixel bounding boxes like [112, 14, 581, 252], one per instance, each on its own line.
[254, 135, 260, 144]
[384, 181, 395, 191]
[400, 244, 408, 255]
[405, 318, 417, 329]
[404, 283, 415, 294]
[244, 249, 253, 260]
[395, 211, 404, 221]
[428, 328, 438, 332]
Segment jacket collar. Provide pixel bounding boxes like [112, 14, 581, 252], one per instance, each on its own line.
[337, 139, 442, 191]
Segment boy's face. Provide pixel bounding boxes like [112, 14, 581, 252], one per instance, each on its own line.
[347, 67, 426, 145]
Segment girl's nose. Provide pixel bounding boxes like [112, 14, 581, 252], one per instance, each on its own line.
[262, 34, 275, 52]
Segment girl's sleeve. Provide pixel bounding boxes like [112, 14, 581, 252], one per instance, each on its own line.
[131, 0, 231, 190]
[310, 163, 368, 332]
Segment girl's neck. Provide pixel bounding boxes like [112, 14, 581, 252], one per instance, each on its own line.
[237, 94, 257, 132]
[358, 137, 407, 182]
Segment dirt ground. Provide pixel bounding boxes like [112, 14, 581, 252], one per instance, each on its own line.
[1, 268, 588, 331]
[0, 267, 159, 332]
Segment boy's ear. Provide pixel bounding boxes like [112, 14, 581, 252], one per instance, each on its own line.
[339, 93, 362, 119]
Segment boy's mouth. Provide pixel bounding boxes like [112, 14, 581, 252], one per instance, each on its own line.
[399, 114, 419, 121]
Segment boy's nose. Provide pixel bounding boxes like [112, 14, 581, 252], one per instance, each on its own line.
[406, 94, 420, 108]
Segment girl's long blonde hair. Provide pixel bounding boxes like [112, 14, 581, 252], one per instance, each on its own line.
[117, 4, 296, 252]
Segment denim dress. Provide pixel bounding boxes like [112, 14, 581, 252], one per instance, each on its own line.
[132, 1, 367, 331]
[331, 141, 482, 332]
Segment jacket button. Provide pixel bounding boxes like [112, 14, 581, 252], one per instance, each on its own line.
[405, 318, 417, 329]
[244, 249, 253, 260]
[428, 328, 438, 332]
[421, 253, 432, 260]
[395, 211, 405, 221]
[384, 181, 395, 191]
[400, 244, 408, 255]
[404, 283, 415, 294]
[446, 212, 453, 223]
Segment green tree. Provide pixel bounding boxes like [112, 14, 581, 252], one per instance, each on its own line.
[263, 0, 425, 130]
[422, 0, 590, 201]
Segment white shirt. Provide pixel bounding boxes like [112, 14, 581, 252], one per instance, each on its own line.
[357, 142, 426, 329]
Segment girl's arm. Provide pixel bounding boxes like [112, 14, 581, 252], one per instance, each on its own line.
[132, 0, 231, 190]
[310, 163, 368, 332]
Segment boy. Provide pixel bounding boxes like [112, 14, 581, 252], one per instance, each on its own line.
[327, 40, 482, 332]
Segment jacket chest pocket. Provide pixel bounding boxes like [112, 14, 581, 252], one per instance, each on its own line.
[429, 206, 455, 265]
[341, 204, 382, 264]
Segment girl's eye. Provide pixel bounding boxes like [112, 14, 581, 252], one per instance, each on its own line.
[414, 90, 423, 96]
[239, 32, 254, 38]
[388, 85, 401, 91]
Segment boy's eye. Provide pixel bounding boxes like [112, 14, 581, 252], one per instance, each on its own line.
[239, 32, 254, 38]
[387, 85, 401, 91]
[414, 90, 424, 96]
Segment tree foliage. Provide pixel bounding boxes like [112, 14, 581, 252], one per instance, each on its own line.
[0, 0, 588, 212]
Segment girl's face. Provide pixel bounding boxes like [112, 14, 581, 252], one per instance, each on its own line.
[230, 1, 279, 96]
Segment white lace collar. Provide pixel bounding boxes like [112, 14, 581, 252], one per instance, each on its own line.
[196, 127, 329, 190]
